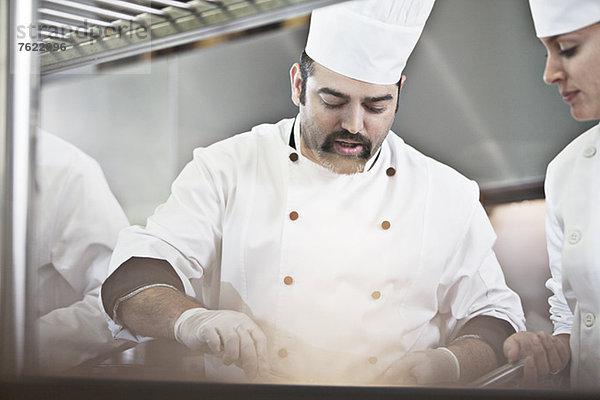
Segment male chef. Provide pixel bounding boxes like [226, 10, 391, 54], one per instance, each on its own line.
[100, 0, 525, 386]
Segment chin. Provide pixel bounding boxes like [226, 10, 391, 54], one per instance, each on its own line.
[319, 154, 366, 175]
[570, 105, 600, 121]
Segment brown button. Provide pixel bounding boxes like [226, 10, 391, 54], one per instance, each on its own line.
[381, 221, 391, 230]
[368, 356, 378, 365]
[289, 211, 299, 221]
[371, 291, 381, 300]
[386, 167, 396, 177]
[284, 276, 294, 285]
[289, 152, 299, 162]
[278, 348, 288, 358]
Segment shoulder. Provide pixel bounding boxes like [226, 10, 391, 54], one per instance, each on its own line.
[548, 124, 599, 173]
[546, 124, 600, 192]
[386, 132, 479, 201]
[38, 129, 102, 171]
[191, 118, 293, 165]
[36, 129, 107, 188]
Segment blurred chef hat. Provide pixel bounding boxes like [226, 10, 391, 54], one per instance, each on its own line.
[305, 0, 436, 85]
[529, 0, 600, 38]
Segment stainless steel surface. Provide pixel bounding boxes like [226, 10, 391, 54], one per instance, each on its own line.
[469, 360, 526, 388]
[39, 0, 346, 75]
[0, 0, 9, 378]
[92, 0, 169, 17]
[141, 0, 195, 10]
[39, 7, 114, 27]
[43, 0, 141, 22]
[1, 0, 39, 378]
[38, 18, 94, 35]
[39, 30, 73, 40]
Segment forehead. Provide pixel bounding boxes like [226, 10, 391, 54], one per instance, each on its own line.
[308, 62, 398, 99]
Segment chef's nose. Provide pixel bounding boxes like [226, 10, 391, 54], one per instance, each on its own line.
[341, 104, 364, 134]
[543, 53, 566, 85]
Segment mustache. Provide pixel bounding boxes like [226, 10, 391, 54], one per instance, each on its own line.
[320, 130, 372, 159]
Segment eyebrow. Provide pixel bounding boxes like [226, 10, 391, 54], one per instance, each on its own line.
[317, 87, 350, 100]
[317, 88, 393, 103]
[545, 31, 580, 45]
[365, 94, 394, 103]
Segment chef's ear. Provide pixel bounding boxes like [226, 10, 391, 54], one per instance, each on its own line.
[290, 63, 302, 107]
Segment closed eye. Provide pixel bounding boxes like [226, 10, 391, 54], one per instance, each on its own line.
[559, 46, 577, 58]
[321, 99, 344, 109]
[366, 106, 385, 114]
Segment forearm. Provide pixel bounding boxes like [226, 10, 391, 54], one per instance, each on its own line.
[448, 337, 497, 383]
[117, 286, 202, 339]
[449, 316, 516, 383]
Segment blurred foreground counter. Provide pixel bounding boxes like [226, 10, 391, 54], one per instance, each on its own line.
[2, 377, 600, 400]
[3, 341, 598, 400]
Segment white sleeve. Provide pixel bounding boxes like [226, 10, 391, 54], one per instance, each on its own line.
[103, 147, 226, 341]
[35, 134, 130, 371]
[37, 290, 127, 372]
[544, 184, 573, 335]
[48, 154, 129, 296]
[439, 198, 526, 334]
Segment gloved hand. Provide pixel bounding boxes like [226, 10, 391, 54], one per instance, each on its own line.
[382, 347, 460, 385]
[173, 307, 269, 379]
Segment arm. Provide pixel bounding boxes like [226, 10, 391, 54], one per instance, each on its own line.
[102, 257, 269, 379]
[34, 131, 130, 371]
[501, 175, 572, 386]
[448, 337, 496, 383]
[118, 285, 269, 378]
[382, 316, 514, 385]
[448, 315, 516, 383]
[117, 286, 199, 339]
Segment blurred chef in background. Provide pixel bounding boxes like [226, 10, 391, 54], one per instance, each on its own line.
[33, 129, 128, 372]
[503, 0, 600, 389]
[100, 0, 524, 386]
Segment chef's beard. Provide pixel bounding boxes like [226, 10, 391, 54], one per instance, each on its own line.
[305, 130, 374, 175]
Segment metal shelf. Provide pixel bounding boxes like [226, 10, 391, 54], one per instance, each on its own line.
[38, 0, 344, 74]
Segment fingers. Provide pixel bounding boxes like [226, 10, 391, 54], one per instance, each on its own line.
[503, 331, 570, 387]
[212, 316, 267, 379]
[503, 333, 523, 362]
[236, 328, 259, 378]
[203, 327, 223, 354]
[249, 325, 270, 377]
[538, 332, 562, 374]
[553, 335, 571, 367]
[221, 327, 241, 365]
[503, 332, 544, 386]
[521, 355, 538, 387]
[527, 333, 550, 377]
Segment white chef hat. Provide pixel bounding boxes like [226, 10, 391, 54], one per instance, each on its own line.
[305, 0, 436, 85]
[529, 0, 600, 38]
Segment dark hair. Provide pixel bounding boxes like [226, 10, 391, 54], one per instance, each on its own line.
[298, 51, 402, 111]
[299, 50, 315, 105]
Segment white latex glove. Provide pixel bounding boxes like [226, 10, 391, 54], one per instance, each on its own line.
[173, 307, 269, 379]
[382, 348, 460, 385]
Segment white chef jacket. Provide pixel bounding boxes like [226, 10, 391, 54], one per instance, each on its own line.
[33, 130, 129, 372]
[104, 118, 524, 385]
[545, 123, 600, 388]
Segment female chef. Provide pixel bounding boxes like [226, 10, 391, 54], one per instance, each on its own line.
[502, 0, 600, 389]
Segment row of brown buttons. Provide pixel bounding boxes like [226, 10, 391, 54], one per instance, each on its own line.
[289, 152, 397, 177]
[283, 276, 381, 300]
[282, 152, 389, 364]
[289, 210, 391, 230]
